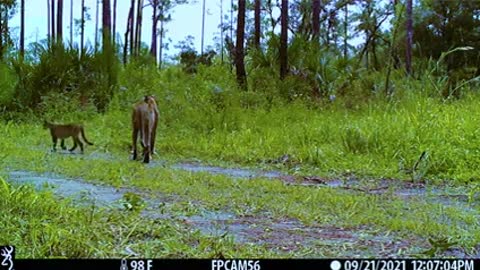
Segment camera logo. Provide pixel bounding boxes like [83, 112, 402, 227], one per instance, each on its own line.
[0, 246, 15, 270]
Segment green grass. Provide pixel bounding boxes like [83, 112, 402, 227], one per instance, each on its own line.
[1, 176, 284, 258]
[10, 65, 480, 183]
[2, 118, 480, 256]
[97, 90, 480, 183]
[3, 66, 480, 257]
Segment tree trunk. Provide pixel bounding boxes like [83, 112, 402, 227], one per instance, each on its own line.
[20, 0, 25, 60]
[254, 0, 261, 48]
[280, 0, 288, 80]
[124, 1, 134, 65]
[129, 0, 135, 57]
[103, 0, 112, 51]
[312, 0, 320, 41]
[220, 0, 224, 63]
[364, 27, 369, 69]
[70, 0, 73, 46]
[230, 0, 233, 40]
[95, 0, 99, 52]
[51, 0, 55, 44]
[0, 5, 3, 60]
[220, 0, 223, 62]
[235, 0, 247, 89]
[406, 0, 413, 75]
[47, 0, 51, 45]
[57, 0, 63, 44]
[332, 13, 338, 46]
[201, 0, 206, 54]
[385, 2, 404, 96]
[159, 19, 164, 69]
[266, 0, 276, 34]
[150, 0, 158, 61]
[81, 0, 85, 55]
[123, 22, 129, 65]
[113, 0, 117, 47]
[135, 0, 144, 56]
[372, 37, 378, 70]
[344, 2, 348, 59]
[102, 0, 115, 95]
[4, 8, 6, 53]
[0, 6, 6, 60]
[0, 5, 9, 60]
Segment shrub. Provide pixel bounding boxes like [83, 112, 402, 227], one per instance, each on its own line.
[10, 43, 118, 114]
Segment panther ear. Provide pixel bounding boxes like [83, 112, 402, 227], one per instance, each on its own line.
[144, 95, 149, 102]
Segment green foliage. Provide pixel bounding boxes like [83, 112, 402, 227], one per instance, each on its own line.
[421, 46, 479, 99]
[342, 126, 369, 154]
[6, 43, 118, 114]
[4, 57, 480, 257]
[0, 0, 17, 59]
[250, 36, 346, 100]
[0, 62, 16, 108]
[38, 91, 97, 122]
[179, 49, 216, 74]
[129, 45, 157, 68]
[411, 1, 480, 99]
[421, 236, 459, 257]
[414, 0, 480, 71]
[3, 59, 480, 183]
[122, 192, 146, 212]
[399, 151, 431, 183]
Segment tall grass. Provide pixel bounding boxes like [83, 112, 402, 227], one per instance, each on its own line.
[1, 51, 480, 182]
[90, 64, 479, 182]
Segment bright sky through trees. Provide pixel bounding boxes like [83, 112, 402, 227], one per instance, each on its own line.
[9, 0, 224, 58]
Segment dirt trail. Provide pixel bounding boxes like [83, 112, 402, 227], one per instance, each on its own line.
[7, 170, 428, 257]
[78, 149, 480, 211]
[5, 150, 480, 257]
[173, 161, 480, 213]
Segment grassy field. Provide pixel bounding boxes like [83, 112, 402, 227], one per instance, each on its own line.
[2, 66, 480, 257]
[12, 65, 480, 183]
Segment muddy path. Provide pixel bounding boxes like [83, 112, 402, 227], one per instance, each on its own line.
[7, 170, 431, 257]
[5, 149, 480, 257]
[177, 160, 480, 212]
[62, 150, 480, 224]
[173, 160, 480, 216]
[66, 149, 480, 207]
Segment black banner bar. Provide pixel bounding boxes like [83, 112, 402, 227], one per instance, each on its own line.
[10, 259, 480, 270]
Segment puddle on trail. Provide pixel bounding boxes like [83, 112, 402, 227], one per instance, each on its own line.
[298, 176, 480, 211]
[28, 148, 480, 206]
[172, 163, 284, 179]
[43, 149, 476, 210]
[169, 161, 478, 211]
[48, 148, 285, 180]
[168, 161, 480, 214]
[5, 171, 316, 247]
[5, 170, 434, 257]
[9, 171, 125, 206]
